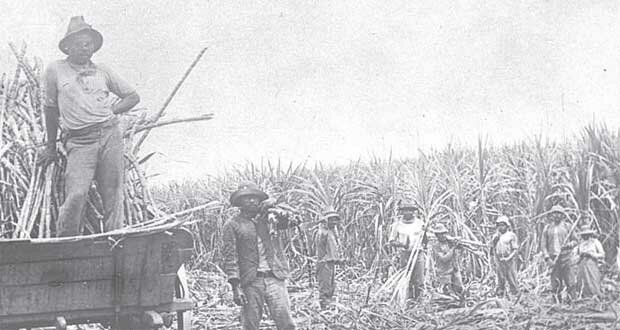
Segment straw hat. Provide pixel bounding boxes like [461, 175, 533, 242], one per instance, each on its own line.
[432, 223, 449, 234]
[578, 225, 597, 236]
[322, 208, 340, 220]
[495, 215, 510, 226]
[321, 208, 341, 225]
[549, 205, 565, 214]
[59, 16, 103, 55]
[229, 182, 268, 207]
[398, 203, 419, 211]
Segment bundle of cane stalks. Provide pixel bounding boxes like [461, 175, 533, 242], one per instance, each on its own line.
[0, 42, 213, 239]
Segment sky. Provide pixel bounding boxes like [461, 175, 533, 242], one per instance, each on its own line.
[1, 0, 619, 182]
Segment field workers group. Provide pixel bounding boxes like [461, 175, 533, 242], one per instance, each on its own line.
[221, 182, 608, 330]
[42, 16, 608, 330]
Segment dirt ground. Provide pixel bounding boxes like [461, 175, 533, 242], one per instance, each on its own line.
[186, 269, 620, 330]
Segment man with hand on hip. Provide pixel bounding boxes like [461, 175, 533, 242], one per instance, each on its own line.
[41, 16, 140, 236]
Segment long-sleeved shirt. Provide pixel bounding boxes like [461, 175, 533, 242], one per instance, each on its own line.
[316, 227, 340, 263]
[542, 221, 574, 257]
[389, 217, 424, 250]
[221, 212, 292, 287]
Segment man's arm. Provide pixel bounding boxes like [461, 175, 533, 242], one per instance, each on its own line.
[325, 232, 340, 262]
[592, 240, 605, 260]
[541, 226, 549, 259]
[273, 210, 299, 230]
[44, 105, 60, 150]
[489, 234, 499, 257]
[388, 222, 401, 246]
[112, 91, 140, 115]
[314, 230, 327, 256]
[566, 222, 579, 248]
[41, 64, 60, 161]
[221, 221, 248, 306]
[504, 232, 519, 261]
[221, 221, 240, 285]
[435, 245, 454, 263]
[102, 64, 140, 115]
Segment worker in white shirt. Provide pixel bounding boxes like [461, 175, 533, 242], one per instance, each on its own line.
[388, 202, 426, 300]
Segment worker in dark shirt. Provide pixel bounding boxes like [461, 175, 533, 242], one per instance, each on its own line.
[221, 182, 296, 330]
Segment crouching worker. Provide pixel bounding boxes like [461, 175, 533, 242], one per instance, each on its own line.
[315, 208, 344, 310]
[221, 182, 296, 330]
[431, 223, 464, 301]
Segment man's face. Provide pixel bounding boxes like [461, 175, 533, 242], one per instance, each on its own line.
[327, 217, 339, 229]
[551, 213, 562, 224]
[401, 209, 415, 220]
[497, 223, 508, 234]
[238, 195, 261, 214]
[437, 233, 447, 242]
[66, 33, 96, 64]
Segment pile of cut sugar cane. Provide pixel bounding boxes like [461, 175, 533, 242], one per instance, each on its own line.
[0, 42, 215, 239]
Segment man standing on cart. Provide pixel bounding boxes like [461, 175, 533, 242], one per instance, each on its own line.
[222, 182, 297, 330]
[41, 16, 140, 236]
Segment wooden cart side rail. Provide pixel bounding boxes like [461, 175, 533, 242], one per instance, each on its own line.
[0, 228, 195, 324]
[0, 298, 193, 329]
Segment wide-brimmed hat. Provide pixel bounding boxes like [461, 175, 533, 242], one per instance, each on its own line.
[322, 208, 340, 220]
[549, 205, 566, 215]
[432, 223, 449, 234]
[398, 203, 419, 211]
[578, 226, 597, 236]
[229, 182, 268, 207]
[58, 16, 103, 55]
[320, 208, 341, 224]
[495, 215, 510, 226]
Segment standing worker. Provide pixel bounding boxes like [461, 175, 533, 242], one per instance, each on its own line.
[574, 225, 605, 299]
[315, 208, 344, 310]
[431, 223, 464, 301]
[41, 16, 140, 236]
[541, 205, 577, 303]
[222, 182, 297, 330]
[388, 202, 426, 301]
[490, 215, 520, 297]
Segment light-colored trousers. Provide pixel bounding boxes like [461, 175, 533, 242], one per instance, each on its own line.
[241, 276, 296, 330]
[57, 119, 124, 237]
[317, 261, 336, 307]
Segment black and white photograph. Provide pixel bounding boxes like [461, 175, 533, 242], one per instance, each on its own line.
[1, 1, 619, 329]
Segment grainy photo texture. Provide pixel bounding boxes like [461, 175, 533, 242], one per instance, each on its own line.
[1, 1, 619, 330]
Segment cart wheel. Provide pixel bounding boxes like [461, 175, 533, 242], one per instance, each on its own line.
[55, 316, 67, 330]
[177, 310, 192, 330]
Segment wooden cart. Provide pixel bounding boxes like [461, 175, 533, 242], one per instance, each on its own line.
[0, 227, 194, 330]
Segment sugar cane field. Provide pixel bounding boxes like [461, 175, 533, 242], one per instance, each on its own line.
[2, 45, 620, 330]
